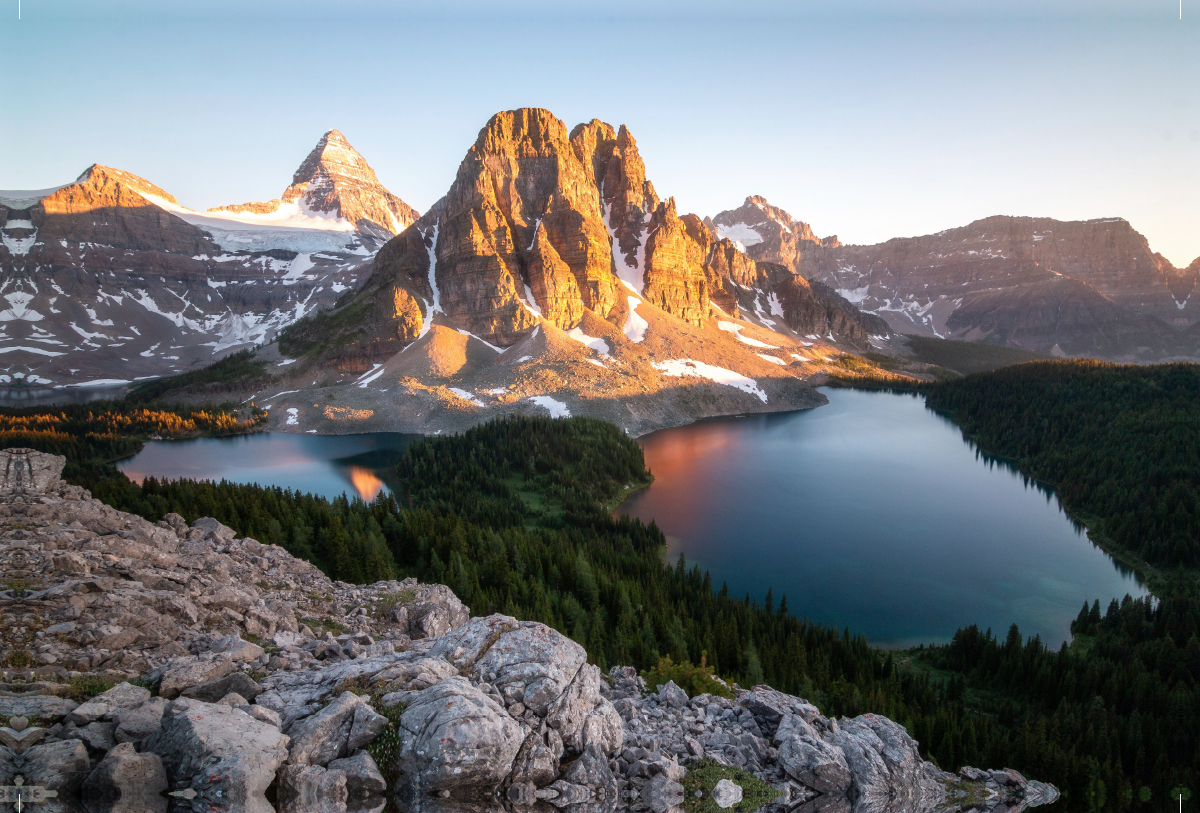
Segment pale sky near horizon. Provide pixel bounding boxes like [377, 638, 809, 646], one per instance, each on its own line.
[2, 1, 1198, 265]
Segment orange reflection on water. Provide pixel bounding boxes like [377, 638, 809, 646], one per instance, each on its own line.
[348, 466, 385, 501]
[639, 423, 740, 483]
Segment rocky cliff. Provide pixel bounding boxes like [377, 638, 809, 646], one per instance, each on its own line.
[713, 198, 1200, 360]
[0, 448, 1057, 813]
[333, 109, 882, 355]
[0, 132, 417, 390]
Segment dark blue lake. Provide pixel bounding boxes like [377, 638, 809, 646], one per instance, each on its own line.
[618, 387, 1145, 648]
[117, 387, 1144, 648]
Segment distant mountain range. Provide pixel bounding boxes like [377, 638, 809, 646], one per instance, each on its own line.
[2, 109, 1196, 429]
[0, 130, 416, 388]
[712, 196, 1200, 360]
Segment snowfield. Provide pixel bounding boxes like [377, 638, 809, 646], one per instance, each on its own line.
[526, 395, 571, 418]
[652, 359, 767, 402]
[718, 321, 779, 349]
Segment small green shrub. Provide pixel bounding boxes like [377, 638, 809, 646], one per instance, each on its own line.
[642, 654, 733, 700]
[682, 758, 781, 813]
[64, 675, 117, 701]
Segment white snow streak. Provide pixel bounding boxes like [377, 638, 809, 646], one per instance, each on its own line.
[623, 296, 648, 343]
[652, 359, 767, 402]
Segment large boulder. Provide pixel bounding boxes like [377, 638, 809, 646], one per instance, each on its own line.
[395, 584, 470, 639]
[277, 763, 347, 813]
[546, 663, 621, 754]
[327, 752, 388, 811]
[286, 691, 387, 767]
[468, 621, 587, 715]
[114, 697, 169, 743]
[143, 698, 290, 813]
[398, 676, 525, 793]
[774, 713, 851, 794]
[181, 671, 264, 703]
[66, 682, 152, 725]
[157, 654, 237, 699]
[81, 741, 169, 813]
[12, 739, 91, 813]
[828, 714, 948, 813]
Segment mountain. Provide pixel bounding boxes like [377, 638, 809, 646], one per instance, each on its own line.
[0, 131, 416, 391]
[713, 197, 1200, 360]
[255, 109, 887, 436]
[209, 129, 418, 242]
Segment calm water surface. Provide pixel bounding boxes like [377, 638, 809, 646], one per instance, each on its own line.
[619, 388, 1145, 648]
[117, 389, 1144, 648]
[119, 432, 420, 502]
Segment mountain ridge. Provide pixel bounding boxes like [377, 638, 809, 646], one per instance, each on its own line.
[713, 197, 1200, 360]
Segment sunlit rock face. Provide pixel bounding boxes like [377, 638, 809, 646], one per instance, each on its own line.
[714, 196, 1200, 360]
[337, 108, 884, 358]
[0, 130, 417, 388]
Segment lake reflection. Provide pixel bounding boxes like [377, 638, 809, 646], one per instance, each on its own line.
[620, 388, 1146, 648]
[119, 432, 419, 502]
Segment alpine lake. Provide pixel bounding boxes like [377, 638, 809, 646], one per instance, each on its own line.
[116, 387, 1145, 648]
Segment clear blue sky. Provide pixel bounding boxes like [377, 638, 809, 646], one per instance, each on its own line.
[3, 1, 1198, 265]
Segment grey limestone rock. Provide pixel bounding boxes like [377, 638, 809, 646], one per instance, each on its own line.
[80, 741, 168, 813]
[286, 691, 387, 768]
[158, 654, 237, 699]
[143, 698, 290, 813]
[181, 670, 264, 703]
[277, 762, 348, 813]
[0, 448, 64, 493]
[19, 739, 92, 808]
[66, 682, 151, 725]
[643, 773, 686, 813]
[327, 752, 388, 810]
[113, 696, 169, 743]
[774, 712, 851, 794]
[398, 675, 525, 792]
[711, 778, 743, 809]
[0, 694, 79, 722]
[656, 680, 688, 710]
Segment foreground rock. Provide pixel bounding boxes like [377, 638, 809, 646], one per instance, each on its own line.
[0, 448, 1057, 812]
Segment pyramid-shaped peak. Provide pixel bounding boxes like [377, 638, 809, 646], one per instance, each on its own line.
[292, 129, 372, 186]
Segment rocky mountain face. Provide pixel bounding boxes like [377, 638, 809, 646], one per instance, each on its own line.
[0, 448, 1058, 813]
[257, 109, 884, 436]
[212, 130, 418, 241]
[0, 133, 416, 391]
[336, 109, 882, 356]
[713, 198, 1200, 360]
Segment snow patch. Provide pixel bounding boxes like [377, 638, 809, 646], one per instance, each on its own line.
[713, 222, 764, 252]
[718, 320, 779, 349]
[652, 359, 767, 402]
[566, 327, 611, 357]
[623, 297, 648, 343]
[285, 408, 299, 426]
[448, 387, 485, 407]
[756, 353, 786, 366]
[526, 395, 571, 418]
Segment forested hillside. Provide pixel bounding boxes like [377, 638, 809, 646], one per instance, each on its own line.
[922, 361, 1199, 811]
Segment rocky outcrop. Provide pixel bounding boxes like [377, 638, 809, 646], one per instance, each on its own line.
[0, 449, 1057, 812]
[35, 165, 218, 255]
